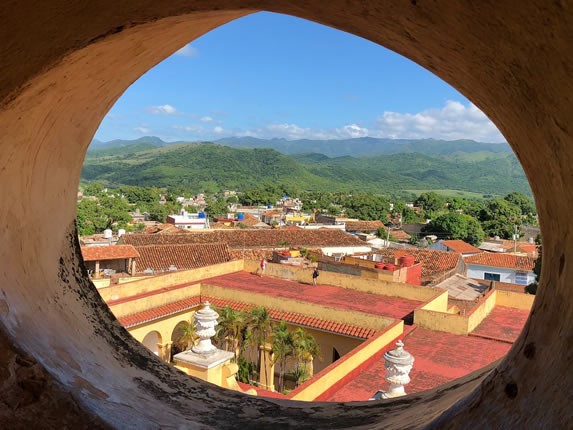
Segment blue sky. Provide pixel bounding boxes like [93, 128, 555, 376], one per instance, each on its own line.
[95, 12, 504, 143]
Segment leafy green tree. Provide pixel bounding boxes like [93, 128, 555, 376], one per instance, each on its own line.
[479, 198, 521, 238]
[415, 192, 446, 216]
[147, 201, 182, 223]
[342, 193, 390, 221]
[205, 196, 229, 218]
[83, 181, 105, 197]
[76, 195, 131, 235]
[504, 192, 536, 216]
[425, 213, 485, 245]
[120, 185, 160, 205]
[176, 319, 197, 351]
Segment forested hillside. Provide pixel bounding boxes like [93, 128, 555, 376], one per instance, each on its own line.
[82, 140, 531, 196]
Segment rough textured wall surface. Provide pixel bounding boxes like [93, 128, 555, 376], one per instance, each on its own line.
[0, 1, 572, 428]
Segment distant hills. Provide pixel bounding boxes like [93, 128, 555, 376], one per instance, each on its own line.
[89, 135, 512, 158]
[84, 137, 530, 197]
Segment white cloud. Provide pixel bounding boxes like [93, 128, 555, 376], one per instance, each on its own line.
[174, 44, 199, 57]
[149, 104, 177, 115]
[372, 100, 504, 142]
[200, 116, 214, 123]
[213, 126, 225, 134]
[173, 125, 205, 134]
[134, 126, 150, 134]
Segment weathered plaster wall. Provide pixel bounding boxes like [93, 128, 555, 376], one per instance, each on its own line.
[0, 1, 572, 428]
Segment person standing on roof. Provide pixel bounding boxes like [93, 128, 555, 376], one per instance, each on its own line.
[259, 258, 267, 277]
[312, 268, 320, 286]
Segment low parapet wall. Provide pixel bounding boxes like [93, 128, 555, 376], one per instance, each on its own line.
[99, 259, 244, 302]
[414, 290, 497, 336]
[244, 260, 440, 302]
[495, 289, 535, 310]
[288, 320, 404, 401]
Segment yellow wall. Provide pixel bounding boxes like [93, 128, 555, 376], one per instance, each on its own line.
[244, 260, 440, 302]
[414, 290, 498, 335]
[495, 289, 535, 310]
[110, 283, 201, 318]
[92, 279, 110, 288]
[201, 283, 394, 331]
[289, 321, 404, 401]
[99, 260, 243, 302]
[127, 310, 196, 350]
[467, 290, 497, 333]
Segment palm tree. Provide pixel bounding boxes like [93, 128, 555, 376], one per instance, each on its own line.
[291, 327, 321, 387]
[215, 306, 247, 360]
[272, 321, 293, 393]
[247, 306, 272, 387]
[176, 318, 197, 351]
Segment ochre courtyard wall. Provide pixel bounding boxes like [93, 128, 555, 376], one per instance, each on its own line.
[289, 321, 404, 401]
[466, 290, 497, 333]
[495, 289, 535, 310]
[201, 283, 394, 330]
[99, 260, 243, 302]
[414, 290, 498, 335]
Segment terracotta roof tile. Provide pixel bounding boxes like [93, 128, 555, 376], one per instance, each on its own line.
[441, 240, 482, 254]
[119, 229, 366, 249]
[118, 295, 378, 339]
[465, 252, 535, 271]
[135, 243, 232, 273]
[81, 245, 139, 261]
[345, 220, 385, 232]
[373, 247, 461, 282]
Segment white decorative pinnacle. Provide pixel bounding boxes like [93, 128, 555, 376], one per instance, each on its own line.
[370, 340, 415, 400]
[192, 301, 219, 354]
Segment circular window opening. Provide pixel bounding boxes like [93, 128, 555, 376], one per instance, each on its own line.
[79, 12, 539, 403]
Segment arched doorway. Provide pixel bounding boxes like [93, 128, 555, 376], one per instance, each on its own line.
[171, 320, 191, 356]
[0, 2, 571, 429]
[141, 331, 162, 356]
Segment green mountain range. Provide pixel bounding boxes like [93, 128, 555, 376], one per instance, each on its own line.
[83, 137, 530, 196]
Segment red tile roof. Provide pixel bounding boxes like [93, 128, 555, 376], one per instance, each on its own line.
[81, 245, 139, 261]
[135, 243, 232, 273]
[465, 252, 535, 271]
[373, 248, 461, 281]
[120, 229, 366, 249]
[345, 220, 384, 232]
[117, 295, 378, 339]
[441, 240, 482, 254]
[141, 223, 190, 234]
[388, 229, 411, 241]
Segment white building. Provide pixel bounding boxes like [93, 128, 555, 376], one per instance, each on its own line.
[166, 211, 209, 230]
[465, 252, 536, 285]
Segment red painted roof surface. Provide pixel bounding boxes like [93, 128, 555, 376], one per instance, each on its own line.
[204, 272, 423, 321]
[322, 326, 511, 402]
[465, 252, 535, 271]
[135, 243, 232, 273]
[441, 240, 481, 254]
[116, 293, 378, 339]
[119, 229, 366, 249]
[81, 245, 139, 261]
[370, 248, 461, 281]
[237, 382, 287, 399]
[470, 306, 529, 343]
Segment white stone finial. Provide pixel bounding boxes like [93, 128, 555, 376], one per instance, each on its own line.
[192, 301, 219, 354]
[370, 340, 414, 400]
